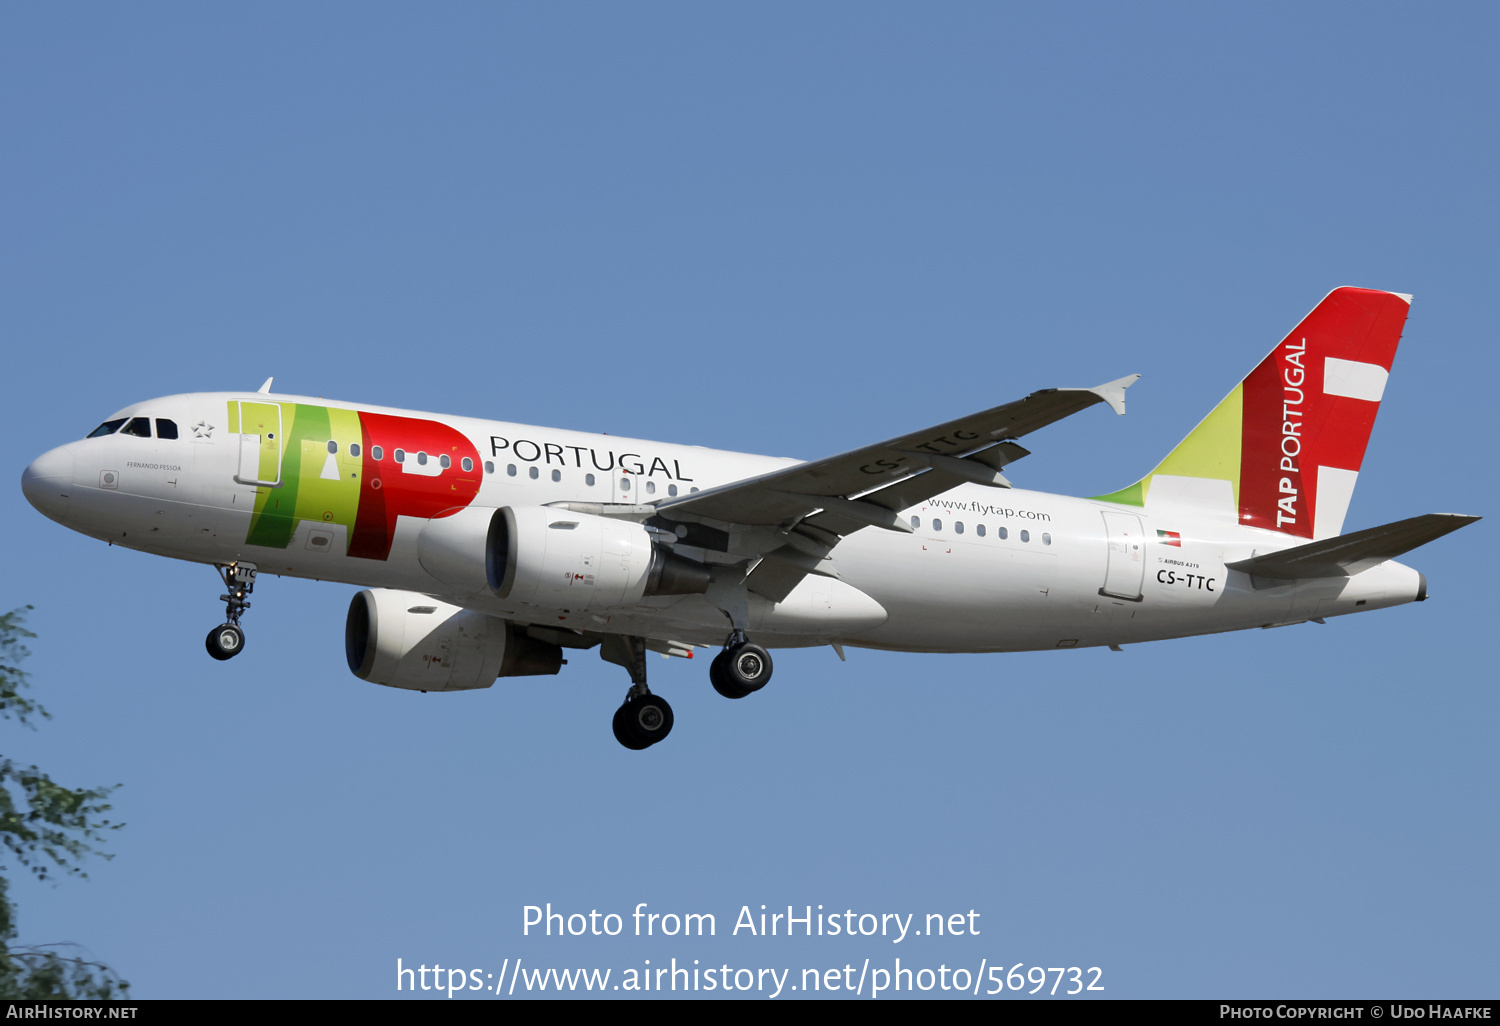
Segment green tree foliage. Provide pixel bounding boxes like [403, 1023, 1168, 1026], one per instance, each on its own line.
[0, 607, 128, 998]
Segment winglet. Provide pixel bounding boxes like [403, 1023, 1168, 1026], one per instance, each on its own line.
[1090, 374, 1140, 416]
[257, 377, 274, 394]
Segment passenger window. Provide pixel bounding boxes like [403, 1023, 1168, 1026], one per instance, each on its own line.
[484, 461, 494, 474]
[551, 469, 561, 482]
[668, 484, 678, 497]
[394, 449, 406, 463]
[690, 487, 698, 493]
[155, 419, 179, 440]
[507, 464, 516, 476]
[417, 452, 428, 466]
[586, 473, 596, 486]
[620, 478, 631, 492]
[911, 516, 920, 529]
[372, 446, 384, 461]
[440, 455, 451, 469]
[327, 440, 338, 454]
[529, 466, 539, 480]
[461, 457, 472, 472]
[954, 521, 964, 535]
[646, 480, 655, 494]
[121, 417, 151, 438]
[1021, 530, 1030, 543]
[1042, 532, 1051, 545]
[87, 419, 127, 438]
[976, 524, 986, 537]
[932, 519, 942, 531]
[350, 443, 361, 458]
[998, 527, 1008, 540]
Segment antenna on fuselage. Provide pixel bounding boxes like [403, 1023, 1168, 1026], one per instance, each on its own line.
[257, 377, 274, 394]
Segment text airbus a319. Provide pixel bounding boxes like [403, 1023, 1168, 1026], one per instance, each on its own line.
[21, 288, 1478, 749]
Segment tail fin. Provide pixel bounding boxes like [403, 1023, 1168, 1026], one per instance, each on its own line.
[1094, 287, 1412, 539]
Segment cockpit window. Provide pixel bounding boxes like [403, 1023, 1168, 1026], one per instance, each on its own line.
[87, 418, 127, 438]
[120, 417, 152, 438]
[156, 419, 179, 440]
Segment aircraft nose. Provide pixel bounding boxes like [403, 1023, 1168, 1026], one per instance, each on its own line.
[21, 445, 75, 521]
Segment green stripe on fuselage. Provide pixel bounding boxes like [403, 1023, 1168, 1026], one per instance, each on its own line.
[245, 403, 364, 550]
[246, 402, 363, 549]
[293, 406, 361, 545]
[246, 403, 306, 548]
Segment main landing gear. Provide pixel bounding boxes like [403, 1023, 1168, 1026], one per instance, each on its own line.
[601, 630, 774, 749]
[709, 630, 773, 700]
[205, 562, 257, 661]
[612, 693, 674, 751]
[603, 635, 674, 750]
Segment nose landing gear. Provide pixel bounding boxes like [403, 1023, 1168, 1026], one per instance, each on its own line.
[709, 630, 773, 699]
[205, 562, 256, 661]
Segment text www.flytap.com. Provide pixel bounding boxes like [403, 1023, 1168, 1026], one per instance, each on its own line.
[397, 958, 1104, 998]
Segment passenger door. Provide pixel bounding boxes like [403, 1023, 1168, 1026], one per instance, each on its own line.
[232, 401, 284, 487]
[1099, 510, 1146, 601]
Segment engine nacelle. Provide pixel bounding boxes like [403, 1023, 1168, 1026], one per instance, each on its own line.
[345, 589, 562, 692]
[486, 506, 709, 610]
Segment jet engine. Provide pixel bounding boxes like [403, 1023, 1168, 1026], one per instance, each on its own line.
[345, 589, 563, 692]
[485, 505, 710, 610]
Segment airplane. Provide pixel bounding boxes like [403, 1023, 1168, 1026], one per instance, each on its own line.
[20, 287, 1479, 750]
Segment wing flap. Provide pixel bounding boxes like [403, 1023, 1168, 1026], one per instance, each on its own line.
[744, 558, 812, 602]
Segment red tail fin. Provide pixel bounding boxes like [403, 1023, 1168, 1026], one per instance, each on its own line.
[1239, 287, 1409, 538]
[1095, 288, 1411, 539]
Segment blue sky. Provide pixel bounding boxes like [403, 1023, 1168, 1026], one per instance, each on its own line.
[2, 2, 1495, 999]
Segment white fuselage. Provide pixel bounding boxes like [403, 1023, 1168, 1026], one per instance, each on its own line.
[22, 391, 1423, 655]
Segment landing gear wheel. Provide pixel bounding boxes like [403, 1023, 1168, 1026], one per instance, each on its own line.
[612, 704, 651, 750]
[724, 642, 772, 693]
[205, 623, 245, 661]
[612, 694, 674, 749]
[710, 651, 752, 699]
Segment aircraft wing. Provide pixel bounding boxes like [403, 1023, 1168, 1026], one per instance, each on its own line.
[647, 375, 1138, 600]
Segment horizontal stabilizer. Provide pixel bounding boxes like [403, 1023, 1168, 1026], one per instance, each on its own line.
[1227, 513, 1480, 580]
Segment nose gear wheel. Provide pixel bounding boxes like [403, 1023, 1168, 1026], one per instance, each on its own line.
[206, 562, 257, 662]
[205, 623, 245, 661]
